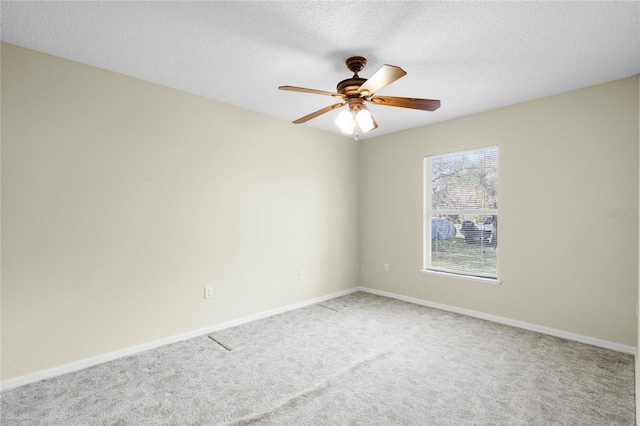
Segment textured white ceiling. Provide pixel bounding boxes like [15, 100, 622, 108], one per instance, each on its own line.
[2, 1, 639, 139]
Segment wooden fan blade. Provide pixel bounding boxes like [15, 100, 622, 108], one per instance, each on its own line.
[279, 85, 345, 99]
[292, 102, 345, 124]
[368, 96, 441, 111]
[357, 65, 407, 96]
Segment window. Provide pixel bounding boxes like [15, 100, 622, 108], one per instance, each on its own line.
[423, 147, 498, 282]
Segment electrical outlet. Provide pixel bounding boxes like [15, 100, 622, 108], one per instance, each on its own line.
[204, 286, 213, 299]
[299, 270, 304, 280]
[384, 263, 389, 272]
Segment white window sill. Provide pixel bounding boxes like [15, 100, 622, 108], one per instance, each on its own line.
[420, 269, 501, 286]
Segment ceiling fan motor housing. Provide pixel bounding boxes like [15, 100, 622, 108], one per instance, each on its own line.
[338, 56, 368, 95]
[337, 77, 366, 95]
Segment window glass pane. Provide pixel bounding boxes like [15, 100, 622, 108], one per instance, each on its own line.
[431, 148, 498, 211]
[430, 214, 498, 277]
[425, 146, 498, 279]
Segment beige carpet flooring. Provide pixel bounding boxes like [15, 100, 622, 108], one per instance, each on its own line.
[1, 292, 635, 425]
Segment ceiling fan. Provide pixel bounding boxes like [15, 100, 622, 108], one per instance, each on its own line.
[279, 56, 440, 139]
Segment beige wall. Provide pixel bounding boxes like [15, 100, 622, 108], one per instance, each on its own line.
[0, 43, 360, 380]
[360, 76, 639, 346]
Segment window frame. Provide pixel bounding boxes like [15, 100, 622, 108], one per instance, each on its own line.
[422, 146, 501, 285]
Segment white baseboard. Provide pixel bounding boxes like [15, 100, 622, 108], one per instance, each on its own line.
[3, 285, 634, 392]
[0, 287, 360, 392]
[357, 286, 637, 355]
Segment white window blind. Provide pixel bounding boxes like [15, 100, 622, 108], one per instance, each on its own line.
[424, 147, 498, 279]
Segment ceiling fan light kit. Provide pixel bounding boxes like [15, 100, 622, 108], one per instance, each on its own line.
[279, 56, 441, 139]
[336, 100, 375, 135]
[336, 110, 356, 134]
